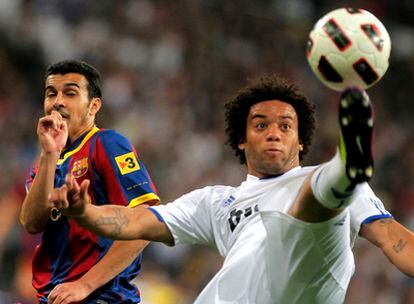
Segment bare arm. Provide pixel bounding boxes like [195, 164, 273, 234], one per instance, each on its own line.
[49, 174, 173, 243]
[20, 111, 68, 233]
[78, 200, 172, 243]
[47, 239, 149, 304]
[360, 218, 414, 277]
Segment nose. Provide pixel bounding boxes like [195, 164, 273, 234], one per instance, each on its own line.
[52, 92, 65, 110]
[266, 124, 281, 141]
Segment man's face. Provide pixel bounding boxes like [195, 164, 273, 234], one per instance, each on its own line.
[238, 100, 303, 178]
[44, 73, 98, 141]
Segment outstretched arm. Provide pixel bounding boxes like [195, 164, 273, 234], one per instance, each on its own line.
[49, 174, 173, 243]
[360, 218, 414, 277]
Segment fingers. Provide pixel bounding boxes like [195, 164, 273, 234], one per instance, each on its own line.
[65, 173, 81, 197]
[49, 174, 91, 218]
[50, 110, 63, 121]
[80, 179, 90, 202]
[49, 174, 80, 209]
[51, 110, 68, 132]
[39, 111, 65, 132]
[48, 283, 77, 304]
[64, 174, 90, 203]
[48, 185, 69, 209]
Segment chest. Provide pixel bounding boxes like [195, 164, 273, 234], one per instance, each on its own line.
[55, 147, 94, 188]
[213, 177, 306, 251]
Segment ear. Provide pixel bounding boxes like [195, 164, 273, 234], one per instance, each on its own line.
[238, 140, 245, 151]
[89, 98, 102, 116]
[299, 143, 303, 151]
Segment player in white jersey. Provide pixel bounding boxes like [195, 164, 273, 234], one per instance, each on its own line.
[49, 76, 414, 304]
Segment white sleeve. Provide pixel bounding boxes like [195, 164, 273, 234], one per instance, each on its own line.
[349, 183, 392, 236]
[150, 187, 215, 247]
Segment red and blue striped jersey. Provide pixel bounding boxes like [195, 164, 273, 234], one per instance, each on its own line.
[25, 127, 159, 303]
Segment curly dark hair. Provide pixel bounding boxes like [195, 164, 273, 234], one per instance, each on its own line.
[225, 75, 316, 164]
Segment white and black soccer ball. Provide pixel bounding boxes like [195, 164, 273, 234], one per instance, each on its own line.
[306, 8, 391, 91]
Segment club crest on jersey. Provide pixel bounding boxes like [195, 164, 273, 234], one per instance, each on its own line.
[72, 157, 89, 178]
[115, 152, 140, 175]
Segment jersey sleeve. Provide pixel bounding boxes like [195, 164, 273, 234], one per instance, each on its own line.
[93, 130, 159, 208]
[149, 187, 215, 247]
[349, 183, 392, 236]
[25, 166, 38, 193]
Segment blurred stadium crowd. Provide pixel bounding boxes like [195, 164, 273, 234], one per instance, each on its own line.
[0, 0, 413, 303]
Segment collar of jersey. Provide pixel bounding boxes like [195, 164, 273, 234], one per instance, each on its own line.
[246, 166, 302, 182]
[57, 127, 100, 165]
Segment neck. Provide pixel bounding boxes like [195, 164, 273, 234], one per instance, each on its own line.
[249, 164, 300, 179]
[68, 122, 96, 144]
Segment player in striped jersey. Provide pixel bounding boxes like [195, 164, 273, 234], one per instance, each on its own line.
[20, 60, 159, 304]
[50, 76, 414, 303]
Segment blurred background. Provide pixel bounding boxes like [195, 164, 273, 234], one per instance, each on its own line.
[0, 0, 413, 303]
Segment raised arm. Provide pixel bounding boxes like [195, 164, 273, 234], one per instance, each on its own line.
[49, 174, 173, 243]
[20, 111, 68, 233]
[360, 217, 414, 277]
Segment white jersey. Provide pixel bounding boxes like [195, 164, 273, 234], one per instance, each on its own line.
[150, 166, 391, 304]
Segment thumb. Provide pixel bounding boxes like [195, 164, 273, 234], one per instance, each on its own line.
[66, 173, 80, 198]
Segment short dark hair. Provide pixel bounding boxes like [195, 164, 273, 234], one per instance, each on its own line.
[225, 75, 316, 164]
[45, 60, 102, 99]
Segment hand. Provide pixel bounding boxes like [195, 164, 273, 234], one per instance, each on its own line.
[38, 110, 68, 156]
[49, 174, 91, 218]
[47, 280, 92, 304]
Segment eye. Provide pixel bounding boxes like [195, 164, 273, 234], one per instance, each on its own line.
[280, 123, 291, 131]
[256, 122, 267, 130]
[65, 90, 77, 96]
[46, 91, 56, 98]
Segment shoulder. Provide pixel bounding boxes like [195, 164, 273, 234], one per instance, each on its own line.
[348, 182, 382, 210]
[176, 184, 236, 206]
[350, 182, 379, 204]
[96, 129, 129, 141]
[285, 166, 317, 177]
[94, 129, 134, 147]
[275, 166, 316, 182]
[298, 165, 318, 174]
[197, 184, 235, 198]
[353, 182, 375, 196]
[348, 182, 391, 225]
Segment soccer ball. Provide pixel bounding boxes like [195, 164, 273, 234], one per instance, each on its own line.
[306, 8, 391, 91]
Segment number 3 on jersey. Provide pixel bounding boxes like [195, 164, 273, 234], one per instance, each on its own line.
[115, 152, 140, 175]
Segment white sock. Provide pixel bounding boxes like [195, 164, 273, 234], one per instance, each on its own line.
[310, 150, 357, 209]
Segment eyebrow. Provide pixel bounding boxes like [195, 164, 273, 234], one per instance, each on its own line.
[45, 82, 81, 91]
[279, 115, 295, 121]
[251, 113, 266, 119]
[251, 114, 295, 120]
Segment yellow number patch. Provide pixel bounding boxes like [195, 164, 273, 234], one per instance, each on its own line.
[115, 152, 140, 175]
